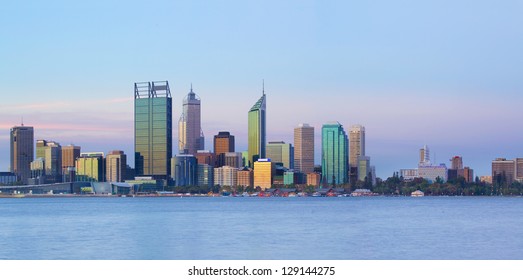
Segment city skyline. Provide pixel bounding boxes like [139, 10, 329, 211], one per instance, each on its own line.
[1, 1, 523, 178]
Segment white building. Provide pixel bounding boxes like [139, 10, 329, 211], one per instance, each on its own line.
[214, 166, 238, 187]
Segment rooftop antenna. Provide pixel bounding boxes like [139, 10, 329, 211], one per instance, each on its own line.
[190, 82, 193, 93]
[262, 79, 265, 95]
[21, 116, 24, 126]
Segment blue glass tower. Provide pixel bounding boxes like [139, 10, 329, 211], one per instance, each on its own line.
[321, 122, 348, 186]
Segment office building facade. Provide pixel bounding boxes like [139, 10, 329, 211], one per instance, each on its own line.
[106, 150, 127, 182]
[349, 125, 365, 168]
[248, 92, 266, 167]
[10, 125, 34, 184]
[321, 122, 348, 185]
[214, 166, 238, 187]
[266, 141, 294, 169]
[171, 155, 198, 187]
[134, 81, 172, 180]
[214, 131, 235, 167]
[294, 123, 314, 174]
[76, 152, 105, 182]
[253, 159, 274, 190]
[178, 85, 204, 155]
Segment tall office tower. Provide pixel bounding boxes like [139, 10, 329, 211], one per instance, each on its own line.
[294, 123, 314, 174]
[349, 125, 365, 168]
[451, 156, 463, 170]
[463, 167, 474, 183]
[106, 150, 127, 182]
[266, 141, 294, 169]
[224, 152, 243, 168]
[171, 155, 198, 187]
[76, 152, 105, 182]
[321, 122, 348, 185]
[197, 164, 214, 188]
[134, 81, 173, 180]
[357, 156, 371, 182]
[214, 166, 238, 187]
[214, 131, 235, 167]
[195, 150, 216, 167]
[492, 158, 516, 185]
[179, 85, 204, 155]
[10, 125, 34, 184]
[248, 88, 266, 167]
[253, 159, 274, 190]
[44, 141, 62, 183]
[62, 145, 81, 172]
[419, 145, 430, 166]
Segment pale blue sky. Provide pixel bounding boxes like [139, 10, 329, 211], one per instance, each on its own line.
[1, 0, 523, 178]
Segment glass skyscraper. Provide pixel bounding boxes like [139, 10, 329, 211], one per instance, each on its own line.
[134, 81, 172, 180]
[321, 122, 348, 185]
[248, 92, 266, 167]
[178, 85, 204, 155]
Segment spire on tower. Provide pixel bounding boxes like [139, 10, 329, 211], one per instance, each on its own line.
[262, 79, 265, 95]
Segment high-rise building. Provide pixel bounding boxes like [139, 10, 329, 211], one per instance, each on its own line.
[224, 152, 243, 168]
[44, 141, 62, 183]
[214, 131, 235, 167]
[106, 150, 127, 182]
[237, 168, 253, 189]
[306, 173, 321, 187]
[492, 158, 516, 185]
[62, 145, 81, 173]
[248, 89, 266, 167]
[134, 81, 172, 180]
[253, 159, 274, 190]
[321, 122, 348, 185]
[294, 123, 314, 174]
[463, 167, 474, 183]
[516, 158, 523, 182]
[171, 155, 198, 187]
[214, 166, 238, 187]
[349, 125, 365, 168]
[419, 145, 431, 166]
[195, 150, 216, 167]
[266, 141, 294, 169]
[76, 152, 105, 182]
[197, 164, 214, 188]
[451, 156, 463, 170]
[179, 85, 204, 155]
[10, 125, 34, 184]
[36, 140, 47, 159]
[357, 156, 371, 182]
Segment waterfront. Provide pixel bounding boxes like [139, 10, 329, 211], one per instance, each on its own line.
[0, 196, 522, 260]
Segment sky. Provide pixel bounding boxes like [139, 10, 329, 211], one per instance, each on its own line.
[1, 0, 523, 178]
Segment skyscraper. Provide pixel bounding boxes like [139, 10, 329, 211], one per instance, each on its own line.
[62, 145, 81, 172]
[419, 145, 431, 166]
[171, 155, 198, 187]
[214, 131, 235, 167]
[106, 150, 127, 182]
[76, 152, 105, 182]
[179, 85, 204, 155]
[248, 88, 266, 167]
[321, 122, 348, 185]
[253, 158, 274, 190]
[134, 81, 172, 180]
[10, 125, 34, 184]
[451, 156, 463, 170]
[266, 141, 294, 169]
[294, 123, 314, 174]
[349, 125, 365, 168]
[44, 141, 62, 183]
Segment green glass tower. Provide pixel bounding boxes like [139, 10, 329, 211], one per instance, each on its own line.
[321, 122, 348, 186]
[134, 81, 172, 180]
[248, 90, 266, 167]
